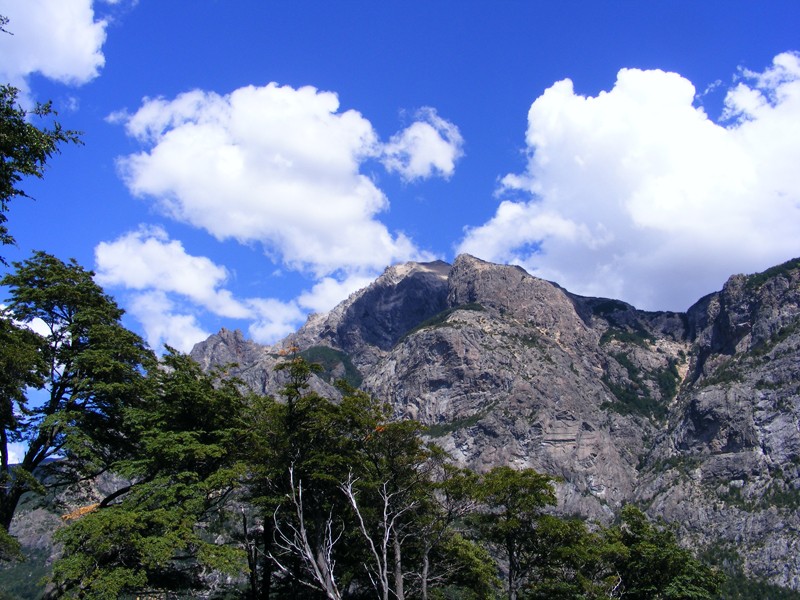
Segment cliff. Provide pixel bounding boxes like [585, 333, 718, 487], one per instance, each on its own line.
[191, 254, 800, 589]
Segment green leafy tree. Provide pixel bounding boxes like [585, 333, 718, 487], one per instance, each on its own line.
[245, 354, 363, 599]
[343, 417, 434, 600]
[51, 349, 250, 598]
[0, 314, 45, 560]
[471, 466, 557, 600]
[0, 252, 153, 551]
[0, 84, 81, 261]
[413, 458, 499, 600]
[517, 515, 627, 600]
[427, 532, 500, 600]
[246, 356, 474, 600]
[606, 505, 724, 599]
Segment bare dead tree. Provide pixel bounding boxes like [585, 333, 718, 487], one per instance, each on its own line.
[269, 466, 344, 600]
[341, 473, 420, 600]
[417, 466, 479, 600]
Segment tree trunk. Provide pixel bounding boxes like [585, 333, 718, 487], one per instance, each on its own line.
[0, 441, 42, 531]
[1, 425, 9, 474]
[393, 532, 404, 600]
[507, 538, 518, 600]
[508, 561, 521, 600]
[0, 484, 23, 532]
[315, 546, 341, 600]
[242, 510, 259, 600]
[421, 545, 431, 600]
[0, 424, 12, 532]
[260, 517, 274, 600]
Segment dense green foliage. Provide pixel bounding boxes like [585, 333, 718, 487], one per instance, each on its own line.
[51, 350, 250, 598]
[0, 252, 153, 554]
[720, 574, 800, 600]
[298, 345, 363, 388]
[0, 255, 727, 599]
[471, 466, 556, 600]
[606, 505, 724, 599]
[402, 303, 485, 340]
[0, 547, 50, 598]
[241, 356, 490, 599]
[0, 84, 81, 260]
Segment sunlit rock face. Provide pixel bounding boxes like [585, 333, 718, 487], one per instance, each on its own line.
[191, 255, 800, 589]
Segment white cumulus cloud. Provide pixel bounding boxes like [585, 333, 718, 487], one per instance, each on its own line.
[459, 52, 800, 311]
[296, 273, 377, 314]
[105, 85, 463, 350]
[246, 298, 306, 345]
[126, 291, 210, 354]
[95, 226, 251, 319]
[114, 84, 448, 278]
[7, 442, 26, 465]
[0, 0, 107, 95]
[105, 85, 466, 348]
[382, 107, 465, 181]
[94, 226, 310, 351]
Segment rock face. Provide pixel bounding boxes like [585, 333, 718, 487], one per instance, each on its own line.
[637, 259, 800, 587]
[190, 254, 800, 589]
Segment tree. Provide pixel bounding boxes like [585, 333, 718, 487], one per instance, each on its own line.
[605, 505, 724, 599]
[414, 458, 492, 600]
[425, 532, 500, 600]
[0, 252, 153, 548]
[471, 466, 557, 600]
[515, 515, 624, 599]
[0, 314, 45, 470]
[51, 349, 251, 598]
[245, 352, 347, 599]
[271, 465, 345, 600]
[0, 314, 45, 560]
[0, 84, 81, 261]
[244, 356, 460, 600]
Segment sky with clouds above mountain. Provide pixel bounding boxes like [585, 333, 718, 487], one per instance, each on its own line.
[1, 0, 800, 354]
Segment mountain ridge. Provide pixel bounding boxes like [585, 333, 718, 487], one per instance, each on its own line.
[190, 253, 800, 589]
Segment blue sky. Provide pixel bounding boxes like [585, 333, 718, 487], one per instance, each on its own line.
[1, 0, 800, 354]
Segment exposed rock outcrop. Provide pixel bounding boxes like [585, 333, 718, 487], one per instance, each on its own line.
[189, 255, 800, 588]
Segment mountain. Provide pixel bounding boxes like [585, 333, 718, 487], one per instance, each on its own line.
[192, 253, 800, 590]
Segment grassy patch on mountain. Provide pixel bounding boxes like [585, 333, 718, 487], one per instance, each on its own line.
[590, 299, 631, 316]
[751, 317, 800, 357]
[745, 257, 800, 291]
[299, 345, 363, 388]
[0, 547, 51, 599]
[656, 359, 681, 399]
[425, 403, 496, 438]
[700, 358, 742, 387]
[702, 543, 800, 600]
[600, 325, 654, 348]
[601, 352, 668, 420]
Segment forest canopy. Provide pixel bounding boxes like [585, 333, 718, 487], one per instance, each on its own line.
[0, 254, 723, 600]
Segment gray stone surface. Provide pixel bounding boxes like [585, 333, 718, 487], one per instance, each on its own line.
[189, 255, 800, 588]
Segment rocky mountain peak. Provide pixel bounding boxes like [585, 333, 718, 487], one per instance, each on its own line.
[687, 258, 800, 381]
[447, 254, 592, 346]
[190, 327, 267, 372]
[282, 259, 452, 369]
[187, 255, 800, 590]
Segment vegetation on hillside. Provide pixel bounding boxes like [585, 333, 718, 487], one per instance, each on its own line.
[44, 346, 723, 599]
[0, 251, 723, 599]
[0, 33, 785, 598]
[0, 252, 725, 597]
